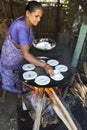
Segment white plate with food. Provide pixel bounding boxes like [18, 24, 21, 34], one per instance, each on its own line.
[55, 64, 68, 72]
[36, 56, 49, 59]
[47, 59, 59, 66]
[22, 64, 35, 71]
[23, 71, 37, 80]
[36, 41, 52, 50]
[51, 70, 64, 81]
[33, 38, 56, 50]
[39, 59, 46, 62]
[35, 75, 50, 85]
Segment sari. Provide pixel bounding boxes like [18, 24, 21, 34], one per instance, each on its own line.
[0, 16, 34, 93]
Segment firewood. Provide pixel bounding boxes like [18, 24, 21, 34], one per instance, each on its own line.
[80, 84, 87, 96]
[83, 85, 87, 94]
[45, 88, 79, 130]
[76, 83, 86, 100]
[70, 80, 87, 102]
[23, 97, 36, 120]
[21, 81, 35, 90]
[52, 103, 82, 130]
[83, 61, 87, 78]
[77, 73, 83, 84]
[77, 73, 87, 95]
[70, 88, 84, 102]
[32, 89, 43, 130]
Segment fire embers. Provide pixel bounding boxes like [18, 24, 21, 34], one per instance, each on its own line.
[22, 90, 59, 128]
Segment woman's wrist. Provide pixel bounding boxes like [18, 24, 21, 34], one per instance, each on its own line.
[44, 64, 48, 69]
[44, 64, 50, 71]
[41, 62, 50, 71]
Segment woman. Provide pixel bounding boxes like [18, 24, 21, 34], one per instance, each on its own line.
[0, 1, 54, 102]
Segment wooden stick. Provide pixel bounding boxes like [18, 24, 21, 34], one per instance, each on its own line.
[45, 88, 79, 130]
[32, 89, 44, 130]
[21, 81, 35, 90]
[83, 61, 87, 78]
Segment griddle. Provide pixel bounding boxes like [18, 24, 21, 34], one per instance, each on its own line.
[18, 62, 72, 88]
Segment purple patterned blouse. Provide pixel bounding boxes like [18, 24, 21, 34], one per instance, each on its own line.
[9, 16, 34, 46]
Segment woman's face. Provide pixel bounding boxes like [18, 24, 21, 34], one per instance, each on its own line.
[26, 8, 43, 26]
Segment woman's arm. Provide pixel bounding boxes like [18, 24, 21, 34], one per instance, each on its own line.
[20, 44, 54, 76]
[21, 44, 46, 67]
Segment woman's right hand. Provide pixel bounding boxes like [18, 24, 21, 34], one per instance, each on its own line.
[44, 64, 54, 76]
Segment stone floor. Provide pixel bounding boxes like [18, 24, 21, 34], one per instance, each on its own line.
[0, 88, 18, 130]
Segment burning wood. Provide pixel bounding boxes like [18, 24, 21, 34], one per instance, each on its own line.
[22, 74, 84, 130]
[45, 88, 79, 130]
[32, 88, 43, 130]
[23, 88, 59, 128]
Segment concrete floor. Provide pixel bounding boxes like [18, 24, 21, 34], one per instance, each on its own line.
[0, 88, 18, 130]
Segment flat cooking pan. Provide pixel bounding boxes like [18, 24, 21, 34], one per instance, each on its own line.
[16, 60, 72, 88]
[20, 70, 71, 88]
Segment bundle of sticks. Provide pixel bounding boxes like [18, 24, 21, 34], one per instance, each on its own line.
[69, 72, 87, 104]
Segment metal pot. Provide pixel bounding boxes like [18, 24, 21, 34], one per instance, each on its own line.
[33, 38, 56, 51]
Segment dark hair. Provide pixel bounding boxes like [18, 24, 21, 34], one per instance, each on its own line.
[25, 1, 43, 13]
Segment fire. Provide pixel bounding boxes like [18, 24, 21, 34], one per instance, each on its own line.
[34, 87, 61, 97]
[22, 82, 78, 130]
[34, 87, 39, 91]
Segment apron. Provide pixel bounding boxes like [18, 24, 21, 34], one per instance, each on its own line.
[0, 33, 25, 93]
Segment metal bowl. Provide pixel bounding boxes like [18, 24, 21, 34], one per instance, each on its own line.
[33, 38, 56, 50]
